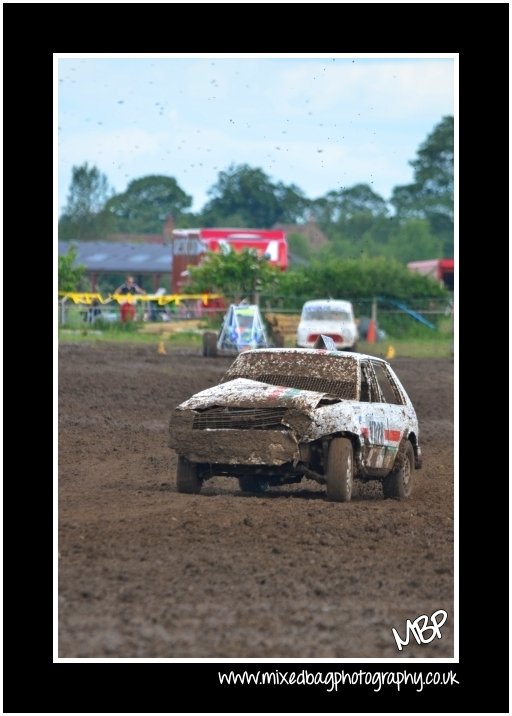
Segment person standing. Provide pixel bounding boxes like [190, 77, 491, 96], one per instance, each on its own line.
[114, 276, 146, 322]
[114, 276, 146, 296]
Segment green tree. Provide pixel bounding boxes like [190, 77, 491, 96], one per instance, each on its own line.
[385, 219, 443, 263]
[200, 164, 309, 227]
[316, 235, 371, 261]
[274, 182, 310, 223]
[314, 183, 388, 226]
[186, 249, 281, 303]
[287, 232, 312, 262]
[105, 175, 192, 233]
[390, 116, 454, 256]
[59, 163, 113, 240]
[272, 257, 447, 310]
[313, 183, 392, 256]
[58, 244, 87, 291]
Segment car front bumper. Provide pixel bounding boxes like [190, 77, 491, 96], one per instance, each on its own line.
[170, 418, 300, 466]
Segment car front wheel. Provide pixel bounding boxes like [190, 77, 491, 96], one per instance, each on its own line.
[326, 437, 353, 502]
[176, 456, 202, 494]
[383, 441, 415, 499]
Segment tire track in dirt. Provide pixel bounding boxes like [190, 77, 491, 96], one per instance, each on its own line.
[59, 344, 454, 658]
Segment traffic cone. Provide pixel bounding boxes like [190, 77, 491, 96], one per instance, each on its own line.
[158, 335, 167, 354]
[386, 344, 395, 360]
[366, 319, 377, 343]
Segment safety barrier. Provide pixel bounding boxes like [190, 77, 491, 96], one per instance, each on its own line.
[58, 293, 453, 338]
[58, 292, 224, 326]
[57, 291, 223, 306]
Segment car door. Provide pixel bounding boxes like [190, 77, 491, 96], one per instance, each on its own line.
[358, 360, 408, 472]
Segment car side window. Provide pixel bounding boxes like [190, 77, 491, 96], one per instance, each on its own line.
[360, 376, 370, 402]
[371, 361, 405, 405]
[360, 362, 382, 402]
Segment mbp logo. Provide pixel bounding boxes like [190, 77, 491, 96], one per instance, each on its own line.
[391, 609, 448, 651]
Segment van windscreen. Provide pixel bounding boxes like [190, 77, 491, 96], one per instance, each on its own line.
[302, 308, 350, 321]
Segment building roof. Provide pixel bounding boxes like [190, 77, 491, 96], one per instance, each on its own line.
[59, 241, 172, 273]
[59, 239, 308, 273]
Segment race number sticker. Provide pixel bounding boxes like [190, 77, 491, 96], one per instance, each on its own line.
[368, 420, 384, 444]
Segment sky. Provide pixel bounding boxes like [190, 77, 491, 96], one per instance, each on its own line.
[56, 54, 455, 217]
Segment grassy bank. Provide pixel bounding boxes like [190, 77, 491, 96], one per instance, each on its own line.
[59, 326, 453, 358]
[356, 338, 454, 359]
[59, 327, 203, 347]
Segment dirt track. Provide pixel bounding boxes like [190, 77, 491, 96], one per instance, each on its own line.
[58, 342, 454, 658]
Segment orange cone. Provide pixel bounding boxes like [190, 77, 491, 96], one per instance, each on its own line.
[367, 319, 377, 343]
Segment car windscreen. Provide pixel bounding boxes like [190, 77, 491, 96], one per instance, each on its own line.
[301, 309, 351, 321]
[236, 313, 255, 330]
[221, 352, 358, 400]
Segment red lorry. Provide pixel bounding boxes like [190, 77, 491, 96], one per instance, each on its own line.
[170, 227, 288, 293]
[407, 258, 454, 291]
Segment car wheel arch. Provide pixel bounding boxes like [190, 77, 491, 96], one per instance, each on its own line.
[407, 430, 418, 449]
[392, 433, 418, 467]
[405, 431, 422, 468]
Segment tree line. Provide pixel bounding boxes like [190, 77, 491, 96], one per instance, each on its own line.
[186, 251, 448, 307]
[59, 116, 453, 263]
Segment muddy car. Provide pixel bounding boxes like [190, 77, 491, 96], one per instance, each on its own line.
[169, 348, 422, 501]
[202, 303, 269, 357]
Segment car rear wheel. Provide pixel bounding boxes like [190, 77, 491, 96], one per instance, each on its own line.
[238, 476, 269, 494]
[202, 331, 218, 357]
[383, 441, 415, 499]
[176, 456, 202, 494]
[272, 331, 285, 348]
[326, 437, 353, 502]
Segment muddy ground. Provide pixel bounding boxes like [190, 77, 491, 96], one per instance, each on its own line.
[58, 342, 454, 658]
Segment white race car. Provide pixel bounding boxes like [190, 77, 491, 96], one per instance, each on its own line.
[296, 299, 359, 351]
[169, 347, 422, 501]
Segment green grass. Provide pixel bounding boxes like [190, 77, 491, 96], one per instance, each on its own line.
[58, 326, 203, 346]
[60, 303, 454, 358]
[59, 325, 453, 358]
[59, 328, 160, 345]
[280, 333, 453, 358]
[357, 338, 454, 359]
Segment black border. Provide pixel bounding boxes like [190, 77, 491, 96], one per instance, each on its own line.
[4, 3, 509, 713]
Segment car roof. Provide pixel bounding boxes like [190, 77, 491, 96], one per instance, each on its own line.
[302, 299, 353, 308]
[240, 347, 389, 365]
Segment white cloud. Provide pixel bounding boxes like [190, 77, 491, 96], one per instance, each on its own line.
[183, 60, 232, 101]
[274, 60, 453, 120]
[58, 128, 172, 207]
[153, 126, 415, 203]
[60, 127, 169, 162]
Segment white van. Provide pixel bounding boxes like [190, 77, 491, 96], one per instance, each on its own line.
[296, 299, 358, 350]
